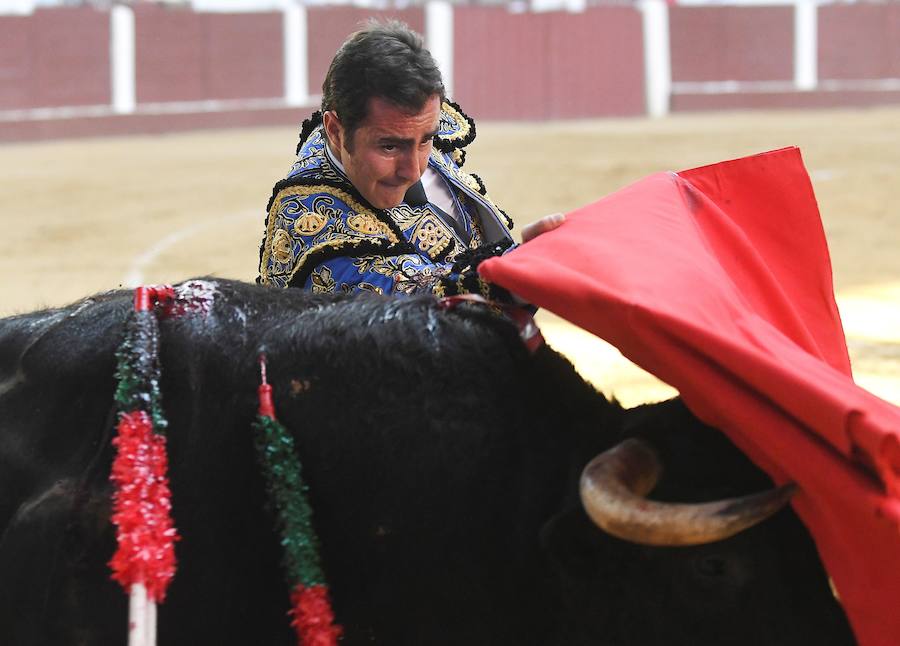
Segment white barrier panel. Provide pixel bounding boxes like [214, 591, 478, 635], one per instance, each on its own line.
[0, 0, 34, 15]
[794, 0, 818, 91]
[425, 1, 454, 101]
[111, 5, 136, 115]
[640, 0, 671, 118]
[284, 4, 309, 107]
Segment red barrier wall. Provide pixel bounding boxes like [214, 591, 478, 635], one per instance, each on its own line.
[0, 7, 109, 110]
[669, 3, 900, 112]
[670, 6, 793, 82]
[306, 7, 425, 98]
[452, 9, 546, 120]
[4, 3, 900, 142]
[134, 5, 283, 103]
[819, 3, 900, 79]
[453, 6, 645, 119]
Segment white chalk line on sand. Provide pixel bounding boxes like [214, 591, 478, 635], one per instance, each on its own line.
[123, 210, 258, 287]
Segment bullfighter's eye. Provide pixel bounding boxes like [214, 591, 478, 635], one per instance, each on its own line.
[695, 555, 728, 578]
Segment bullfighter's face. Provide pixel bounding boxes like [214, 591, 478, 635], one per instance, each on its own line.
[324, 94, 441, 210]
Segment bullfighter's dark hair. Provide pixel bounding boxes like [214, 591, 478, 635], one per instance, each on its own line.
[321, 20, 445, 148]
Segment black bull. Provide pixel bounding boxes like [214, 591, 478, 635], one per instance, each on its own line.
[0, 279, 854, 645]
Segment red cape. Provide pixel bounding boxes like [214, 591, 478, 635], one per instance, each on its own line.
[480, 147, 900, 646]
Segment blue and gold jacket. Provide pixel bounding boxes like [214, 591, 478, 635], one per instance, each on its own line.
[257, 101, 515, 298]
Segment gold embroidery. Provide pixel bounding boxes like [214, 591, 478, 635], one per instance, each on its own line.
[429, 148, 456, 175]
[478, 276, 491, 300]
[347, 213, 391, 237]
[412, 217, 452, 259]
[439, 102, 472, 145]
[294, 211, 328, 236]
[310, 266, 336, 293]
[388, 204, 423, 232]
[271, 228, 293, 264]
[353, 255, 402, 278]
[260, 183, 399, 285]
[470, 216, 485, 248]
[461, 173, 481, 193]
[356, 282, 384, 295]
[444, 245, 464, 265]
[270, 184, 397, 242]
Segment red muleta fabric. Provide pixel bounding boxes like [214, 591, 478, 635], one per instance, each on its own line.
[479, 147, 900, 646]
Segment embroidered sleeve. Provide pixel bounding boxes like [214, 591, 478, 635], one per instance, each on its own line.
[258, 182, 414, 289]
[303, 257, 394, 295]
[299, 253, 448, 296]
[295, 248, 514, 302]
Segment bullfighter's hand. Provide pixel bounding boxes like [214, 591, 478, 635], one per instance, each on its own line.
[521, 212, 565, 243]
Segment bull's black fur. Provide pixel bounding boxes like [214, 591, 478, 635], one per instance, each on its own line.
[0, 280, 854, 645]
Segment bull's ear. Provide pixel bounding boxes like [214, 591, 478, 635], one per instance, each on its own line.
[539, 507, 602, 577]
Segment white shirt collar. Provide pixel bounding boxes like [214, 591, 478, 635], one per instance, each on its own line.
[324, 139, 349, 178]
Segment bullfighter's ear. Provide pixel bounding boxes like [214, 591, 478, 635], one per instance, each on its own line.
[322, 111, 345, 155]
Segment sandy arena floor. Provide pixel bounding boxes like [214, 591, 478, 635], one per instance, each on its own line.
[1, 107, 898, 405]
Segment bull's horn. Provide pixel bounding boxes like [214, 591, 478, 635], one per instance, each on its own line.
[579, 438, 796, 546]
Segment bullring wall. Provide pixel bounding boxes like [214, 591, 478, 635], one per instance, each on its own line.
[670, 2, 900, 111]
[1, 1, 899, 141]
